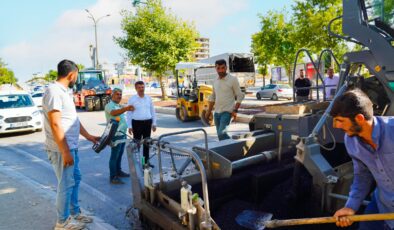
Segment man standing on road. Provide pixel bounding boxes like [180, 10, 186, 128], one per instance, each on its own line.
[127, 81, 157, 167]
[323, 67, 339, 100]
[330, 89, 394, 230]
[294, 69, 311, 102]
[104, 88, 134, 184]
[206, 59, 244, 141]
[43, 60, 100, 230]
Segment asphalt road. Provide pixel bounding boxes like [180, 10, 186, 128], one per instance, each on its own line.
[0, 110, 249, 229]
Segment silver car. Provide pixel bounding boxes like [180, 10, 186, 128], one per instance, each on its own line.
[256, 84, 293, 100]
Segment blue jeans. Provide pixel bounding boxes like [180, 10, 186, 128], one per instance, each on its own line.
[109, 135, 126, 178]
[359, 192, 392, 230]
[47, 149, 81, 223]
[214, 112, 231, 140]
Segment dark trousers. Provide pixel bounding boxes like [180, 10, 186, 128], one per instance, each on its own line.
[132, 119, 152, 163]
[109, 134, 126, 179]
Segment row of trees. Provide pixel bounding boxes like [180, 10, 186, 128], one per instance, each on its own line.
[251, 0, 346, 78]
[0, 58, 17, 85]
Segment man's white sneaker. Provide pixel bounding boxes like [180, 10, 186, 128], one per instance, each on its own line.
[54, 216, 86, 230]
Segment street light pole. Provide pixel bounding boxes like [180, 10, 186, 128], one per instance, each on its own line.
[85, 9, 110, 69]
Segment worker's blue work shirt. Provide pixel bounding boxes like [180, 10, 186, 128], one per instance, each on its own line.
[344, 116, 394, 228]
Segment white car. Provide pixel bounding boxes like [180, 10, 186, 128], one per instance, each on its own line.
[31, 92, 44, 107]
[0, 91, 43, 134]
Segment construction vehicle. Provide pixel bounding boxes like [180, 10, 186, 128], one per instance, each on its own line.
[73, 68, 112, 111]
[121, 0, 394, 229]
[174, 62, 214, 126]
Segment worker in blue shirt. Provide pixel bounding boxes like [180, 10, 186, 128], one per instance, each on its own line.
[330, 89, 394, 230]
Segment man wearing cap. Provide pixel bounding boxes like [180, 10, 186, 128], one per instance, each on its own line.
[104, 88, 134, 184]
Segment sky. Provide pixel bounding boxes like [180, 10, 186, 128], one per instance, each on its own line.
[0, 0, 293, 82]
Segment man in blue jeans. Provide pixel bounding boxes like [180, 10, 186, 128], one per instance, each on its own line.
[43, 60, 100, 230]
[206, 59, 244, 140]
[330, 89, 394, 230]
[104, 88, 134, 184]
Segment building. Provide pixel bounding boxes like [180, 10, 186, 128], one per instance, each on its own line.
[194, 37, 210, 61]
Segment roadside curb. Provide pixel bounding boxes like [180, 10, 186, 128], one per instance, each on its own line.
[155, 106, 252, 123]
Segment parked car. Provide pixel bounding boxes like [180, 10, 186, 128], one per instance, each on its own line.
[31, 92, 44, 107]
[246, 86, 262, 95]
[256, 84, 293, 100]
[0, 91, 43, 134]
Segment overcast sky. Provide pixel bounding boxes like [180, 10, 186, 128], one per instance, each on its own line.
[0, 0, 292, 82]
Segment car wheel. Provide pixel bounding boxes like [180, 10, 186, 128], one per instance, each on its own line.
[256, 93, 261, 100]
[271, 93, 278, 101]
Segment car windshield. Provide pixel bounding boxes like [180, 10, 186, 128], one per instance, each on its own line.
[0, 95, 34, 109]
[79, 71, 104, 85]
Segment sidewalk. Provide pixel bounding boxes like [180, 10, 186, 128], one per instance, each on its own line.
[0, 164, 116, 230]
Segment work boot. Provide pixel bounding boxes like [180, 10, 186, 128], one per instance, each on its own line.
[54, 216, 85, 230]
[110, 176, 124, 185]
[117, 171, 130, 178]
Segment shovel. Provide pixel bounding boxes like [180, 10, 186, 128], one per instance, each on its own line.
[236, 210, 394, 229]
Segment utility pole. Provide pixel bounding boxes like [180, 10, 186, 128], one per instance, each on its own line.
[85, 9, 110, 69]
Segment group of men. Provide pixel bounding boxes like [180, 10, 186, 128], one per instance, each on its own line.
[295, 67, 339, 102]
[43, 59, 393, 230]
[43, 60, 156, 229]
[104, 80, 156, 184]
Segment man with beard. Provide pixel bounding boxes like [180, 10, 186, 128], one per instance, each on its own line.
[43, 59, 100, 230]
[206, 59, 244, 140]
[330, 89, 394, 230]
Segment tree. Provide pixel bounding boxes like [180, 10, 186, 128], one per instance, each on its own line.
[252, 0, 350, 83]
[251, 11, 297, 81]
[291, 0, 347, 60]
[44, 70, 58, 82]
[0, 58, 17, 84]
[77, 64, 85, 71]
[116, 0, 199, 99]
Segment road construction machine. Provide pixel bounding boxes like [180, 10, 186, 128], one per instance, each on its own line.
[119, 0, 394, 229]
[174, 62, 214, 126]
[73, 68, 111, 111]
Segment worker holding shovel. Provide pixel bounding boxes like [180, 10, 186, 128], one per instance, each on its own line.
[330, 89, 394, 230]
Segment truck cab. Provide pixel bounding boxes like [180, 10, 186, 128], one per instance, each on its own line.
[73, 68, 112, 111]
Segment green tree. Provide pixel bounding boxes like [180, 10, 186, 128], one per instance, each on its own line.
[77, 64, 85, 71]
[0, 58, 17, 84]
[116, 0, 199, 99]
[44, 69, 58, 82]
[251, 11, 297, 80]
[292, 0, 347, 59]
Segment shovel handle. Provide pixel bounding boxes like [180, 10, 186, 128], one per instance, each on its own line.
[264, 213, 394, 228]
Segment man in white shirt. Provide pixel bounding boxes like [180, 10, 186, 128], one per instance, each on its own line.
[127, 81, 157, 167]
[323, 67, 339, 100]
